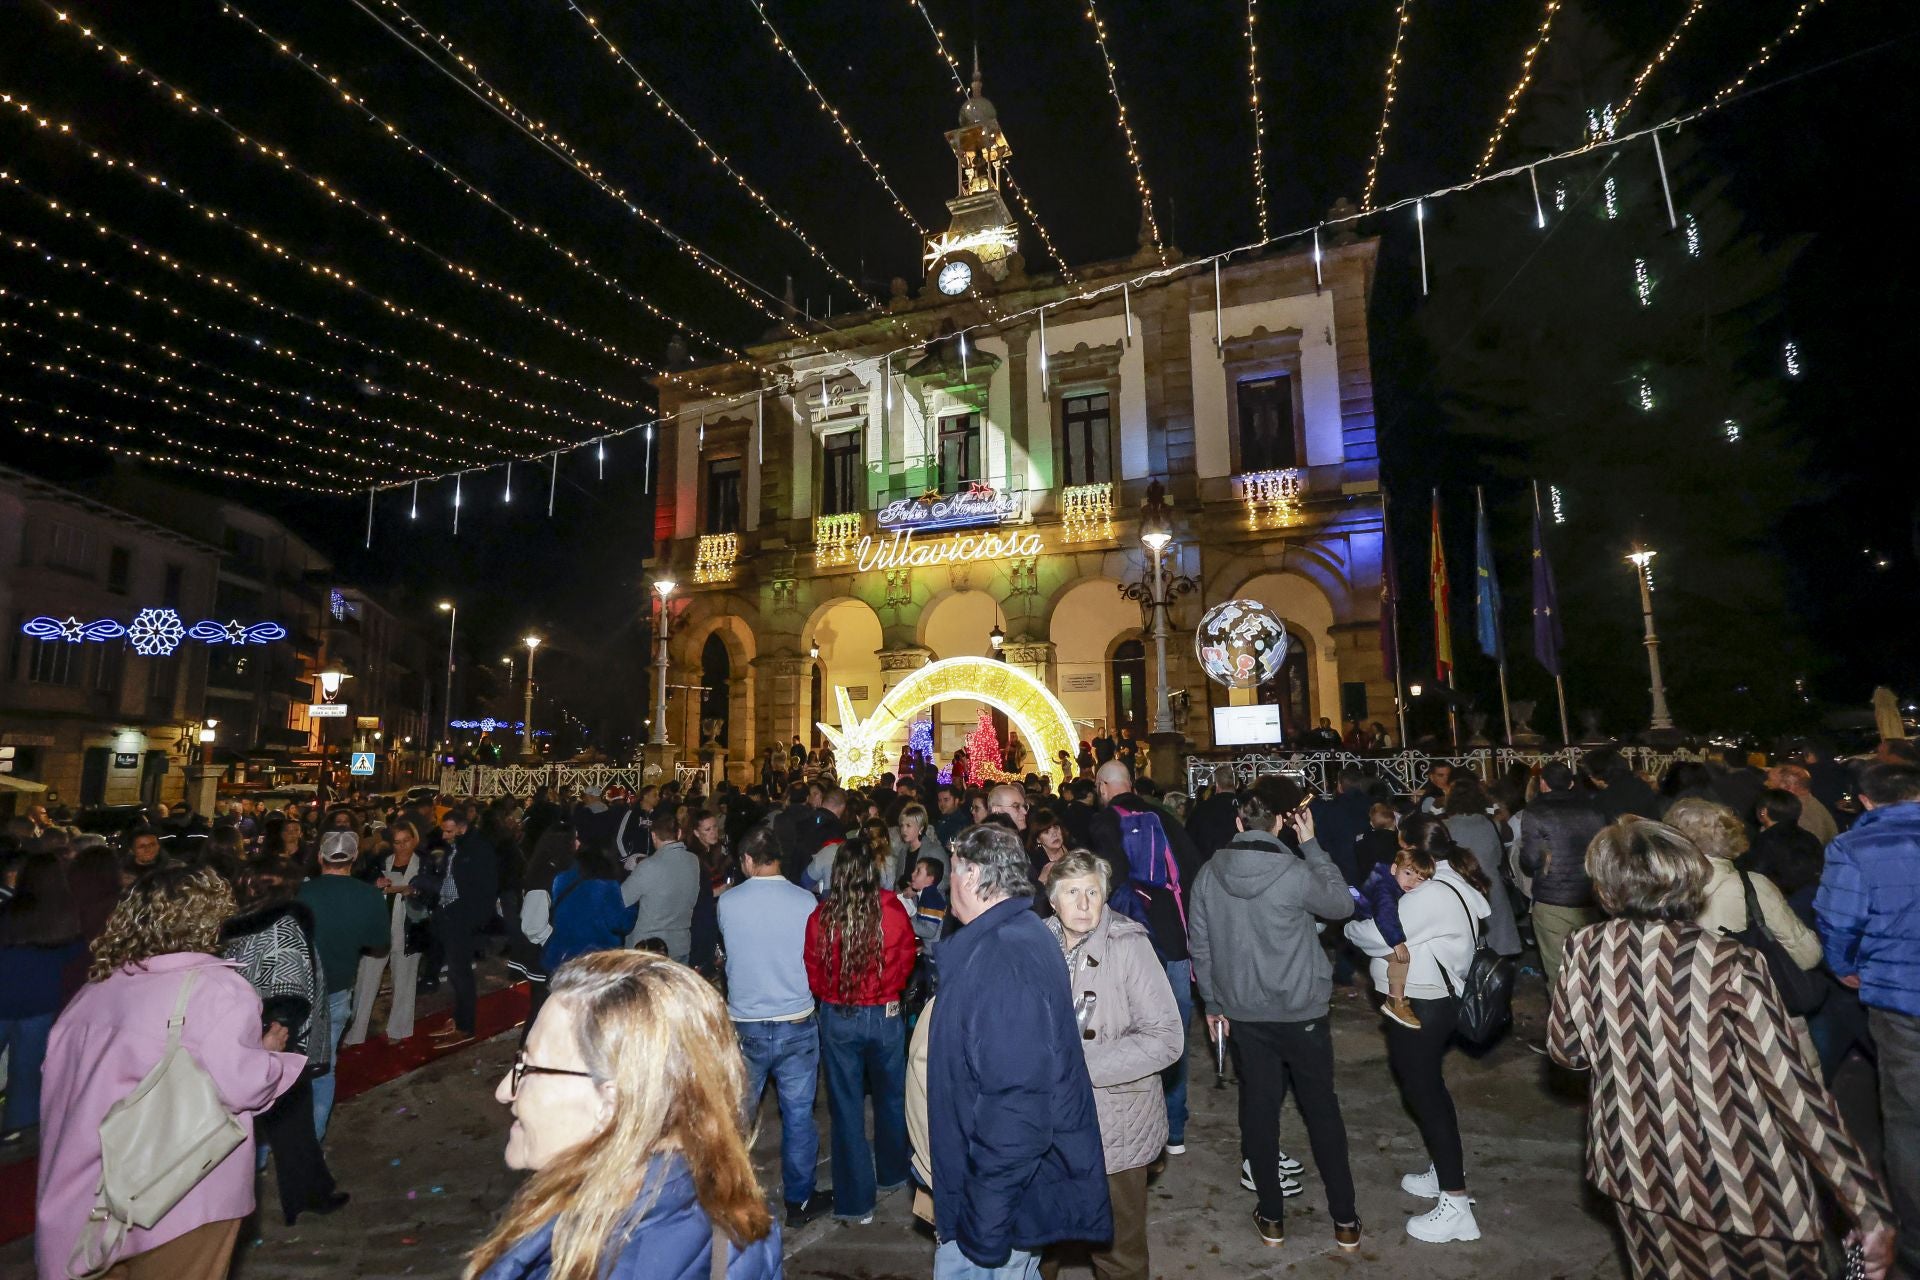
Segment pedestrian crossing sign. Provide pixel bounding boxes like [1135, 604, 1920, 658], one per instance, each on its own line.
[350, 752, 377, 776]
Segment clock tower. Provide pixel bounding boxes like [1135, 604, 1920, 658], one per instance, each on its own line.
[925, 53, 1019, 297]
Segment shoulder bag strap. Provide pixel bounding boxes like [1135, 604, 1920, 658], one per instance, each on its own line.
[709, 1222, 729, 1280]
[165, 968, 198, 1051]
[1737, 868, 1764, 935]
[1433, 880, 1481, 999]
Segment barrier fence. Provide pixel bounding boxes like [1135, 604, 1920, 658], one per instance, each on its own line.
[1183, 746, 1706, 799]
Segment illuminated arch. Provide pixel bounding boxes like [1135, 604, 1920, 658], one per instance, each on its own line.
[818, 657, 1077, 785]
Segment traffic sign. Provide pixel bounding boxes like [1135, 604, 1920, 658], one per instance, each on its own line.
[349, 752, 377, 776]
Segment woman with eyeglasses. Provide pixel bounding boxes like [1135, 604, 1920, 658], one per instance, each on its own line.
[467, 950, 779, 1280]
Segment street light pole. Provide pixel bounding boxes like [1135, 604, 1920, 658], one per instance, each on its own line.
[522, 635, 541, 757]
[1625, 545, 1673, 732]
[436, 601, 457, 750]
[650, 580, 675, 747]
[1146, 541, 1175, 734]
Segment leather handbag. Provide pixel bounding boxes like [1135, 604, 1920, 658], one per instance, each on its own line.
[1728, 870, 1826, 1017]
[1436, 881, 1517, 1045]
[68, 971, 248, 1279]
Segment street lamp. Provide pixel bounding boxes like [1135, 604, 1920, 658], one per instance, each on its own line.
[522, 634, 542, 757]
[809, 640, 820, 660]
[988, 623, 1005, 653]
[650, 579, 675, 747]
[502, 653, 515, 695]
[198, 717, 219, 745]
[437, 601, 457, 749]
[1625, 543, 1674, 732]
[1120, 481, 1195, 737]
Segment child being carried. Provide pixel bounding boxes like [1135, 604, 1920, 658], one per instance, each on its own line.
[1349, 840, 1436, 1029]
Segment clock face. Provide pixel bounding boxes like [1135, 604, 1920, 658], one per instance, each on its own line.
[937, 259, 973, 296]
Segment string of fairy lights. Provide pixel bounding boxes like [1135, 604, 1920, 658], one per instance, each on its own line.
[1361, 0, 1415, 212]
[1617, 0, 1711, 120]
[0, 91, 649, 413]
[1245, 0, 1270, 240]
[1082, 0, 1166, 266]
[344, 0, 803, 333]
[556, 0, 875, 307]
[902, 0, 1078, 285]
[1710, 0, 1829, 107]
[1473, 0, 1563, 178]
[742, 0, 927, 241]
[37, 5, 700, 394]
[211, 1, 747, 364]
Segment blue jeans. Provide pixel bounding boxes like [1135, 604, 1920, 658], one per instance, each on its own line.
[311, 988, 353, 1141]
[0, 1012, 54, 1134]
[737, 1015, 821, 1206]
[1163, 959, 1193, 1144]
[933, 1240, 1040, 1279]
[820, 1003, 908, 1218]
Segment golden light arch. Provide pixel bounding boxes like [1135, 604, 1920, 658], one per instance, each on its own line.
[817, 656, 1077, 785]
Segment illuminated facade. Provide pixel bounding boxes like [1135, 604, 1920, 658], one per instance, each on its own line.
[648, 84, 1387, 780]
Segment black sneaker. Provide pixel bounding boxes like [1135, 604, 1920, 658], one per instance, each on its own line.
[785, 1193, 831, 1228]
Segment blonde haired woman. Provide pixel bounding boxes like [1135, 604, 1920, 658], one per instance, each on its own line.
[467, 950, 779, 1280]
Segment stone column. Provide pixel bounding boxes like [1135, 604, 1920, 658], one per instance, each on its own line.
[753, 653, 810, 758]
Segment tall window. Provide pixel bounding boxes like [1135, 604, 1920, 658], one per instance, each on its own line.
[91, 644, 121, 694]
[704, 458, 742, 533]
[820, 431, 862, 515]
[107, 546, 132, 594]
[938, 413, 981, 490]
[162, 564, 185, 607]
[1236, 373, 1299, 472]
[46, 522, 94, 574]
[1059, 392, 1112, 486]
[27, 639, 80, 686]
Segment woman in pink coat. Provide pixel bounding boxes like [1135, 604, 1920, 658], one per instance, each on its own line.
[36, 865, 305, 1280]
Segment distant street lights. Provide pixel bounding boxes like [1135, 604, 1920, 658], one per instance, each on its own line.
[650, 579, 675, 747]
[1625, 544, 1674, 732]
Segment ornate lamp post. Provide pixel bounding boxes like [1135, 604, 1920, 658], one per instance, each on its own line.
[650, 579, 675, 748]
[1121, 482, 1196, 738]
[521, 635, 542, 758]
[436, 600, 457, 750]
[1625, 544, 1674, 732]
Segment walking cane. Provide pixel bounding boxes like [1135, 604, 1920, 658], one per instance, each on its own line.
[1212, 1018, 1232, 1088]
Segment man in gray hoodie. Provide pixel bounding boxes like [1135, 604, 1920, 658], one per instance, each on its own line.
[620, 809, 700, 962]
[1189, 776, 1360, 1254]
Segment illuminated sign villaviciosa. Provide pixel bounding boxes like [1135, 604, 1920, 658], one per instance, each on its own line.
[854, 527, 1042, 572]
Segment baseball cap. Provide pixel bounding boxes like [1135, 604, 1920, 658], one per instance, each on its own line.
[318, 831, 359, 864]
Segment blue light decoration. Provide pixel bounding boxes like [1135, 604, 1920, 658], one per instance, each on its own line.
[20, 611, 286, 651]
[450, 718, 526, 732]
[907, 716, 933, 766]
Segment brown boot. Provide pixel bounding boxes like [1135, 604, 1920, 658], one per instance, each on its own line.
[1383, 996, 1422, 1029]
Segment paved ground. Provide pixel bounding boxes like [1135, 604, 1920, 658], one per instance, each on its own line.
[2, 968, 1883, 1279]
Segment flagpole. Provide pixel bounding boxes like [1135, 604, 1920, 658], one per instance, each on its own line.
[1433, 488, 1459, 752]
[1533, 481, 1573, 745]
[1477, 486, 1514, 746]
[1384, 490, 1409, 749]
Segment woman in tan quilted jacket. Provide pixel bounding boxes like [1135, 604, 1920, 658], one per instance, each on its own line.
[1041, 850, 1184, 1280]
[1548, 817, 1895, 1279]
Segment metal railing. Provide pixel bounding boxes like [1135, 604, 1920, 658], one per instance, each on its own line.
[1184, 746, 1707, 799]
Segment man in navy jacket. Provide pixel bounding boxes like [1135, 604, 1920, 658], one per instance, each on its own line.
[928, 823, 1110, 1277]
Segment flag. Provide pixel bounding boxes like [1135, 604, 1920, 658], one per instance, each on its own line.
[1531, 482, 1564, 677]
[1473, 488, 1504, 662]
[1430, 490, 1452, 683]
[1380, 494, 1400, 682]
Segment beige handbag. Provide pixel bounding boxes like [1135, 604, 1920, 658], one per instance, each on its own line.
[68, 970, 249, 1279]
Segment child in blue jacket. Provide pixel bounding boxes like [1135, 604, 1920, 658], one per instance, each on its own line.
[1349, 842, 1434, 1029]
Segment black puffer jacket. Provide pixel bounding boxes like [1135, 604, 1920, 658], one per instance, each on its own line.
[1517, 788, 1608, 908]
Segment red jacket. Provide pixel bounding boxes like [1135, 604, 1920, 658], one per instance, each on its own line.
[805, 890, 917, 1005]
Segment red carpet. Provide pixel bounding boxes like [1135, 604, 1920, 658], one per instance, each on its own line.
[0, 981, 530, 1247]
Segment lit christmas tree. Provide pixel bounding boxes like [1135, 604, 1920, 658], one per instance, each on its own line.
[962, 707, 1001, 785]
[906, 716, 933, 768]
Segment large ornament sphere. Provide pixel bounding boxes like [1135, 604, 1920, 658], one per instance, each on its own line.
[1194, 600, 1290, 689]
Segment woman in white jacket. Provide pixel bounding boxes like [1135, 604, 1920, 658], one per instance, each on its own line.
[345, 816, 429, 1044]
[1345, 812, 1492, 1247]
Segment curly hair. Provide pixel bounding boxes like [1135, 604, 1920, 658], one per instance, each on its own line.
[808, 839, 885, 1003]
[88, 864, 234, 982]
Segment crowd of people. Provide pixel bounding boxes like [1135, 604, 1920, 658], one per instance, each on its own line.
[1, 731, 1914, 1278]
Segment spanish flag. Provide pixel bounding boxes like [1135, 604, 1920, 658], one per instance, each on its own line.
[1430, 489, 1453, 683]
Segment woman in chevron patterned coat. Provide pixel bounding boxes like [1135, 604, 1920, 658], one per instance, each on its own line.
[1547, 817, 1895, 1279]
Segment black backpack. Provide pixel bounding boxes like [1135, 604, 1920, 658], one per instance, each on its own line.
[1725, 870, 1826, 1017]
[1435, 880, 1516, 1045]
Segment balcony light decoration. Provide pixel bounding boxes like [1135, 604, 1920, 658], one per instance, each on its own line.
[1060, 482, 1114, 542]
[815, 513, 863, 567]
[1239, 467, 1303, 530]
[693, 533, 739, 584]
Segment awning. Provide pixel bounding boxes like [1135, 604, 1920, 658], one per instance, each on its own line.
[0, 774, 49, 794]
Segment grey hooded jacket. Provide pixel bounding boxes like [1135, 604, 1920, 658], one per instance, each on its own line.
[1189, 831, 1354, 1024]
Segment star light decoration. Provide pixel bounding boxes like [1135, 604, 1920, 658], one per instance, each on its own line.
[127, 607, 186, 657]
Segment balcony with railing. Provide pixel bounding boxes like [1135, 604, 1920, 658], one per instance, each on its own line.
[1058, 482, 1114, 542]
[1233, 468, 1305, 530]
[692, 533, 739, 584]
[813, 513, 863, 567]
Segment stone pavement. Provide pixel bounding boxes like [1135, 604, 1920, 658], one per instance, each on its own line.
[0, 972, 1883, 1280]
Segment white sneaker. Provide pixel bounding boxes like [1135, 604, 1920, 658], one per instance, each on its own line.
[1277, 1149, 1304, 1175]
[1240, 1159, 1303, 1196]
[1164, 1142, 1186, 1156]
[1405, 1191, 1480, 1243]
[1400, 1164, 1440, 1198]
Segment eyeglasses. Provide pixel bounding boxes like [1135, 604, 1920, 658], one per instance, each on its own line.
[509, 1050, 594, 1096]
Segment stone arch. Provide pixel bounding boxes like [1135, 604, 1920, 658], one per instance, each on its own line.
[1222, 570, 1342, 728]
[674, 606, 757, 767]
[801, 596, 885, 727]
[913, 588, 1008, 757]
[819, 657, 1077, 785]
[1046, 574, 1141, 741]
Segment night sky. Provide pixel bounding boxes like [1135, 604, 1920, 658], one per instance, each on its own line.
[2, 0, 1914, 740]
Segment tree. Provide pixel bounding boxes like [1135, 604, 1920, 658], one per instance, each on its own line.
[1414, 5, 1810, 735]
[963, 706, 1002, 785]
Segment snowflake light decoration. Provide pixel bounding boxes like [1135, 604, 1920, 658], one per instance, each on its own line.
[127, 607, 186, 657]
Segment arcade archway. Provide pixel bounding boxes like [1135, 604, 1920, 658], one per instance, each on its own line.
[817, 657, 1077, 785]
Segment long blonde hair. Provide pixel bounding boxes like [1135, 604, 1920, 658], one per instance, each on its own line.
[464, 951, 771, 1280]
[88, 865, 233, 982]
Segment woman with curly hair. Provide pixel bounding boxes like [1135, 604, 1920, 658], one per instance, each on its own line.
[804, 839, 917, 1224]
[468, 950, 779, 1279]
[36, 865, 304, 1279]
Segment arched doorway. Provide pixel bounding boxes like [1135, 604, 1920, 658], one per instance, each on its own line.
[1046, 574, 1140, 750]
[700, 633, 730, 748]
[917, 590, 1008, 760]
[803, 597, 885, 748]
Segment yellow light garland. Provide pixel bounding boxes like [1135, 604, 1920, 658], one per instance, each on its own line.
[1710, 0, 1829, 107]
[1246, 0, 1269, 239]
[1473, 0, 1563, 179]
[15, 413, 350, 491]
[692, 533, 740, 584]
[1617, 0, 1710, 120]
[1362, 0, 1416, 211]
[1083, 0, 1166, 265]
[1060, 482, 1114, 542]
[813, 512, 862, 567]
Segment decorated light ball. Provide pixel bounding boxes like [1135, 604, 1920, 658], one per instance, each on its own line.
[1194, 599, 1290, 689]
